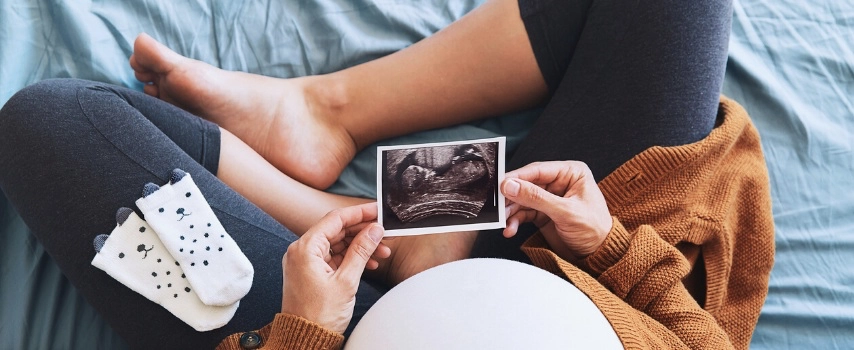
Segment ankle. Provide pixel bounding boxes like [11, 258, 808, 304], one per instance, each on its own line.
[300, 74, 370, 150]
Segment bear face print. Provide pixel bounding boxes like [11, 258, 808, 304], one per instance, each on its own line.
[91, 207, 239, 331]
[135, 169, 253, 307]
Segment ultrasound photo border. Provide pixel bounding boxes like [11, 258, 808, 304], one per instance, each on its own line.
[376, 137, 506, 237]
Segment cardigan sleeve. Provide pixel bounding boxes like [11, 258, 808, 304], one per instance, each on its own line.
[522, 218, 737, 349]
[216, 313, 344, 350]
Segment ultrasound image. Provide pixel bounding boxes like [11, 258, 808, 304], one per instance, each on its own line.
[382, 142, 498, 227]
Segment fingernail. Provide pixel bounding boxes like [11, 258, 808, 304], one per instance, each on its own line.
[504, 179, 520, 197]
[368, 225, 383, 243]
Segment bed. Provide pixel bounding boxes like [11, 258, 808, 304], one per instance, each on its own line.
[1, 0, 852, 348]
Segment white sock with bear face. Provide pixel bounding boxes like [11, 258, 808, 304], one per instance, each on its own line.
[135, 169, 254, 307]
[91, 208, 238, 332]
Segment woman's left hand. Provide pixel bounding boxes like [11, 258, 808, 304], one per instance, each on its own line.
[501, 161, 612, 261]
[280, 203, 390, 333]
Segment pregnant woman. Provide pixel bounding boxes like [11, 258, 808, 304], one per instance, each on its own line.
[0, 0, 772, 348]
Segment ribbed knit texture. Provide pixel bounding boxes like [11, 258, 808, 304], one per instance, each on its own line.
[215, 96, 773, 350]
[216, 313, 343, 350]
[522, 96, 774, 349]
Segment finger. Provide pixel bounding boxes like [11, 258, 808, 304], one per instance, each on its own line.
[330, 241, 347, 255]
[505, 161, 590, 192]
[344, 222, 372, 237]
[501, 178, 565, 220]
[372, 242, 392, 260]
[365, 258, 379, 270]
[310, 203, 379, 243]
[331, 254, 344, 269]
[337, 224, 384, 282]
[504, 217, 520, 238]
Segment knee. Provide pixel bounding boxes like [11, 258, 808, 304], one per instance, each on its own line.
[0, 78, 92, 142]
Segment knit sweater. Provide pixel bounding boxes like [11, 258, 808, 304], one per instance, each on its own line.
[216, 96, 774, 350]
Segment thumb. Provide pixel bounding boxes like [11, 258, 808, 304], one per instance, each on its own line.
[502, 178, 563, 219]
[337, 224, 383, 282]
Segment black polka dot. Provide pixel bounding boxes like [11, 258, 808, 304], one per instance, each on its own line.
[168, 283, 172, 287]
[190, 250, 194, 254]
[173, 294, 178, 298]
[190, 225, 194, 229]
[175, 261, 180, 266]
[151, 272, 157, 277]
[157, 285, 161, 289]
[220, 235, 224, 238]
[179, 248, 183, 252]
[203, 260, 208, 266]
[180, 236, 185, 240]
[204, 233, 209, 238]
[193, 239, 197, 243]
[139, 227, 146, 233]
[218, 247, 223, 251]
[181, 273, 186, 278]
[191, 263, 195, 266]
[157, 258, 162, 263]
[184, 287, 191, 293]
[206, 246, 210, 251]
[185, 192, 191, 197]
[158, 208, 164, 213]
[207, 223, 211, 227]
[118, 253, 125, 258]
[166, 271, 171, 275]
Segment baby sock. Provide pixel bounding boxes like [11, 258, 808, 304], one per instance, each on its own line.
[135, 169, 254, 307]
[91, 208, 238, 332]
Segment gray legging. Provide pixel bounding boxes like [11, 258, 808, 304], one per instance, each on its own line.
[0, 0, 730, 347]
[0, 80, 385, 348]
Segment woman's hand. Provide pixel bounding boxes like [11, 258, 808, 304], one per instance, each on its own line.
[501, 161, 612, 261]
[280, 203, 391, 333]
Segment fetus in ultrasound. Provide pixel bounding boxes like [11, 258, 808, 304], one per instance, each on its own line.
[384, 142, 497, 224]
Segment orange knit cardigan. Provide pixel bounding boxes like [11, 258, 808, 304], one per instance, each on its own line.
[217, 96, 775, 349]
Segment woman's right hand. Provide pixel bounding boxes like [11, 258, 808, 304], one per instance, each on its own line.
[501, 161, 613, 261]
[280, 203, 390, 333]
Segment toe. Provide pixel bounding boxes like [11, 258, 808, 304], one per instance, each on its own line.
[143, 84, 159, 97]
[134, 70, 156, 84]
[133, 33, 182, 74]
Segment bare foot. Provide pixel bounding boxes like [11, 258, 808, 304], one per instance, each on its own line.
[129, 33, 355, 189]
[368, 231, 478, 287]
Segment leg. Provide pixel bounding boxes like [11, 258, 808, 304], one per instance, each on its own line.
[130, 0, 547, 189]
[511, 0, 731, 176]
[474, 0, 733, 260]
[0, 79, 383, 348]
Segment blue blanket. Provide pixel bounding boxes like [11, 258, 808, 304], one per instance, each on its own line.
[1, 0, 852, 348]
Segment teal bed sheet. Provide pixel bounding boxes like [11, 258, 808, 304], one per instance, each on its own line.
[1, 0, 852, 348]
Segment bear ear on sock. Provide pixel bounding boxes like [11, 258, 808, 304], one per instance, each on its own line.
[170, 168, 187, 184]
[142, 183, 160, 198]
[93, 234, 110, 253]
[116, 207, 134, 226]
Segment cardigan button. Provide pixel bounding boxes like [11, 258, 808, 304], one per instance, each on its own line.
[239, 331, 263, 349]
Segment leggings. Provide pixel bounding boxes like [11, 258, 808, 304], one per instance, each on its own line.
[0, 81, 385, 348]
[474, 0, 731, 260]
[0, 0, 730, 347]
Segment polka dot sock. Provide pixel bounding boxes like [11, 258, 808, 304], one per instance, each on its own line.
[135, 169, 254, 307]
[91, 208, 239, 332]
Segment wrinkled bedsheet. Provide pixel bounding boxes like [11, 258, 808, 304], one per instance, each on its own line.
[1, 0, 852, 348]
